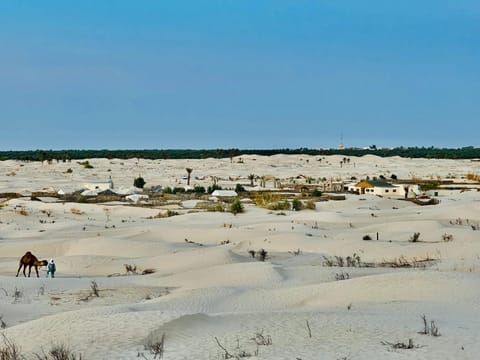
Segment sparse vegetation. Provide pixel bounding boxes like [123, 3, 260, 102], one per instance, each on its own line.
[323, 254, 361, 267]
[420, 314, 441, 336]
[91, 281, 99, 297]
[248, 249, 268, 261]
[229, 199, 244, 215]
[305, 200, 316, 210]
[266, 200, 290, 211]
[134, 176, 146, 189]
[409, 232, 421, 242]
[381, 338, 418, 350]
[70, 208, 82, 215]
[291, 198, 304, 211]
[311, 188, 322, 197]
[78, 160, 93, 169]
[442, 233, 454, 242]
[34, 343, 83, 360]
[0, 334, 22, 360]
[138, 333, 165, 360]
[124, 264, 138, 275]
[335, 272, 350, 281]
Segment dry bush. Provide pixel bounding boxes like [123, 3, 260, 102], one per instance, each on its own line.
[335, 272, 350, 281]
[255, 192, 280, 207]
[250, 330, 272, 346]
[34, 343, 82, 360]
[409, 232, 421, 242]
[124, 264, 138, 275]
[257, 249, 268, 261]
[419, 315, 441, 337]
[12, 288, 23, 304]
[381, 338, 418, 350]
[17, 209, 28, 216]
[90, 281, 99, 297]
[305, 200, 316, 210]
[378, 255, 438, 268]
[465, 173, 480, 181]
[288, 249, 302, 256]
[138, 333, 165, 359]
[0, 333, 22, 360]
[214, 337, 256, 359]
[442, 233, 454, 242]
[323, 254, 361, 267]
[70, 208, 82, 215]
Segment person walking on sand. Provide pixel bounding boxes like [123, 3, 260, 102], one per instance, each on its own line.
[47, 259, 56, 278]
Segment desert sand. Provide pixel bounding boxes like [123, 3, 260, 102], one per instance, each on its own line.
[1, 154, 480, 359]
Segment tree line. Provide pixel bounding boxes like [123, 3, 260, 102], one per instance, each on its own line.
[1, 147, 480, 161]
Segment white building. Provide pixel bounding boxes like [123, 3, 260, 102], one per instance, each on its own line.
[348, 180, 420, 198]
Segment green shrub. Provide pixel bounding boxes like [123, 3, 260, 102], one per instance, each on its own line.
[267, 200, 290, 211]
[230, 199, 244, 215]
[292, 198, 304, 211]
[311, 188, 322, 197]
[193, 185, 206, 194]
[134, 176, 146, 188]
[162, 186, 173, 194]
[166, 210, 179, 217]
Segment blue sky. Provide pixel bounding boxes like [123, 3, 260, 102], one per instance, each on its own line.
[0, 1, 479, 150]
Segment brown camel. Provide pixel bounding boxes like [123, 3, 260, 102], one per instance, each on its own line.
[16, 251, 48, 278]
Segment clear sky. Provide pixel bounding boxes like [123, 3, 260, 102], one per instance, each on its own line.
[1, 1, 479, 150]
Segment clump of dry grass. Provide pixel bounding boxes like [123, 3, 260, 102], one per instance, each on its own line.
[409, 232, 421, 242]
[34, 343, 83, 360]
[70, 208, 82, 215]
[0, 334, 22, 360]
[17, 209, 28, 216]
[138, 333, 165, 360]
[442, 233, 454, 242]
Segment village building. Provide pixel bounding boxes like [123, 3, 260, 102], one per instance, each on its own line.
[348, 179, 420, 198]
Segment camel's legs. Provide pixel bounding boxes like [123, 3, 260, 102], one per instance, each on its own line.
[16, 264, 24, 277]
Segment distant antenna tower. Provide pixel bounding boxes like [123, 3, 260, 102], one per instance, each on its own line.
[338, 133, 345, 150]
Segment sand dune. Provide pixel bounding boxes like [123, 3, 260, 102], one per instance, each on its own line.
[1, 155, 480, 359]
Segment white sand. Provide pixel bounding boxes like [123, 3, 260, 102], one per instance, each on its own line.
[1, 155, 480, 359]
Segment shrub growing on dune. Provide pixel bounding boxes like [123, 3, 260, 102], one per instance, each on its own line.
[229, 199, 244, 215]
[409, 232, 421, 242]
[292, 198, 304, 211]
[35, 343, 83, 360]
[267, 200, 290, 211]
[0, 334, 22, 359]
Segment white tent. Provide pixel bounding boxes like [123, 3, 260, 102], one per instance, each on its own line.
[211, 190, 238, 197]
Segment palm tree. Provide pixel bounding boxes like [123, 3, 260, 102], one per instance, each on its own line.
[186, 168, 193, 186]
